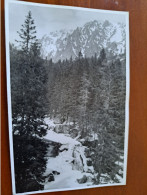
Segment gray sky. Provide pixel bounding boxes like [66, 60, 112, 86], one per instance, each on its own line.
[9, 1, 126, 43]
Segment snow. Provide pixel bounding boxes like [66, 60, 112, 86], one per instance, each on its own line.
[17, 116, 22, 121]
[120, 155, 124, 160]
[81, 48, 85, 56]
[40, 30, 68, 59]
[115, 174, 123, 182]
[14, 130, 19, 135]
[43, 118, 94, 190]
[110, 24, 122, 43]
[40, 20, 125, 61]
[117, 44, 125, 54]
[44, 168, 92, 189]
[115, 161, 124, 167]
[88, 132, 98, 141]
[44, 117, 56, 128]
[43, 118, 123, 189]
[44, 130, 80, 145]
[73, 41, 77, 47]
[44, 141, 93, 190]
[40, 125, 48, 129]
[72, 47, 78, 57]
[91, 26, 96, 32]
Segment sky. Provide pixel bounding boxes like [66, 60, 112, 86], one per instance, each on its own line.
[9, 1, 126, 43]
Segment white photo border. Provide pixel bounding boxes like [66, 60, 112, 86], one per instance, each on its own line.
[5, 0, 130, 194]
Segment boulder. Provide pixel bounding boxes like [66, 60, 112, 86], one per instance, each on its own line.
[48, 173, 55, 182]
[87, 176, 93, 182]
[87, 168, 93, 174]
[87, 160, 92, 166]
[59, 145, 68, 152]
[70, 129, 79, 138]
[84, 149, 91, 158]
[77, 175, 87, 184]
[52, 170, 60, 175]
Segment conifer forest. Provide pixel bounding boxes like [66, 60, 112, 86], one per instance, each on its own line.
[10, 9, 127, 193]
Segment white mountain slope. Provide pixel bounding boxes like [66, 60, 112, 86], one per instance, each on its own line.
[40, 20, 126, 62]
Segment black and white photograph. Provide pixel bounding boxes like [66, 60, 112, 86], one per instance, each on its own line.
[5, 0, 129, 194]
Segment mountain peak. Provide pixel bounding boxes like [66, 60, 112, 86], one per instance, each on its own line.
[40, 20, 125, 62]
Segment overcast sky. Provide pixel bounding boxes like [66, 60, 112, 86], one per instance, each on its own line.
[9, 1, 126, 43]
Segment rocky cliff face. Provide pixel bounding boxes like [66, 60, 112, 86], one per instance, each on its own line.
[40, 20, 126, 62]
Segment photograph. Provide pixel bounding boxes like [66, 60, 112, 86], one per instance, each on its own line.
[5, 0, 129, 194]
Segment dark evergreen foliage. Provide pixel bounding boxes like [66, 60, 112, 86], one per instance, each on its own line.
[16, 11, 37, 53]
[10, 10, 126, 191]
[45, 48, 126, 184]
[10, 12, 49, 193]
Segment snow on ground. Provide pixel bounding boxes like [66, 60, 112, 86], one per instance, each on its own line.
[43, 117, 123, 189]
[44, 143, 93, 190]
[43, 118, 94, 190]
[44, 130, 81, 146]
[44, 118, 56, 128]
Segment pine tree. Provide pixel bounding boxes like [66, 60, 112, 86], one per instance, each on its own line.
[91, 49, 124, 184]
[99, 48, 106, 63]
[78, 72, 90, 137]
[16, 11, 36, 53]
[11, 11, 49, 193]
[37, 47, 125, 185]
[78, 50, 83, 59]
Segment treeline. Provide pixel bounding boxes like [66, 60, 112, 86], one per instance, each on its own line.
[10, 11, 49, 193]
[45, 49, 126, 183]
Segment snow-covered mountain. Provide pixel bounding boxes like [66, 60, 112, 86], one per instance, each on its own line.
[40, 20, 126, 62]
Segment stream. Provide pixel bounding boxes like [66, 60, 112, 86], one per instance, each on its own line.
[43, 118, 94, 190]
